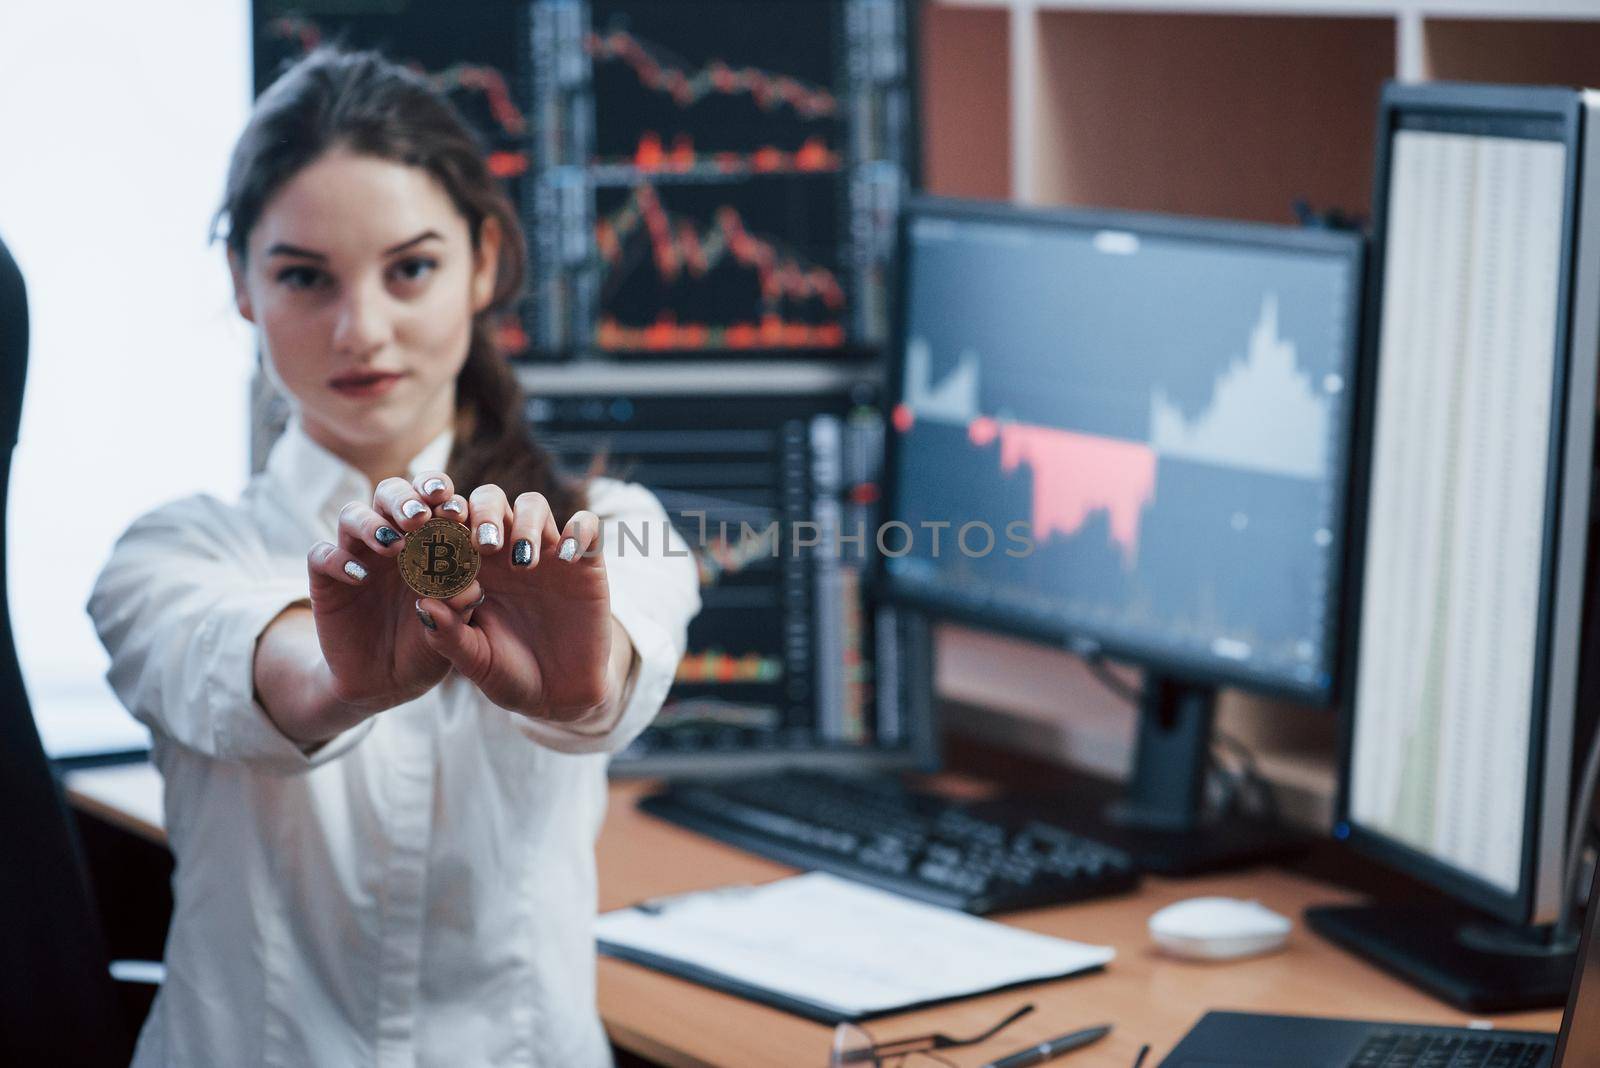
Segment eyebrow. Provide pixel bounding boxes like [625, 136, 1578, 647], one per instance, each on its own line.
[382, 230, 444, 256]
[264, 230, 444, 260]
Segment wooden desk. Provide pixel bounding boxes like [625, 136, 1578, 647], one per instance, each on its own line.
[65, 766, 1563, 1067]
[63, 762, 165, 843]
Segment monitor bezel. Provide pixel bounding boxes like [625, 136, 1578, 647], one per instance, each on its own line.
[1332, 81, 1588, 926]
[872, 193, 1368, 707]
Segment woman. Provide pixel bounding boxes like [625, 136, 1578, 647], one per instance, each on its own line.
[87, 46, 699, 1067]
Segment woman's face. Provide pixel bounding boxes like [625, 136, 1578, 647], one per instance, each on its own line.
[230, 147, 500, 461]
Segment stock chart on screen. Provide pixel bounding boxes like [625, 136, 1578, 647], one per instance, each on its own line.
[885, 210, 1361, 696]
[527, 0, 913, 358]
[252, 0, 914, 360]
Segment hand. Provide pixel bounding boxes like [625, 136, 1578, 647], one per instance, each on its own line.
[412, 484, 619, 724]
[305, 471, 482, 712]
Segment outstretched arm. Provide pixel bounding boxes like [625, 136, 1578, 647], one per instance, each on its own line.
[252, 603, 369, 748]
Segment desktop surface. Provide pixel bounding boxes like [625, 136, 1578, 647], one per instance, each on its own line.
[63, 766, 1563, 1066]
[595, 778, 1560, 1066]
[1162, 806, 1600, 1067]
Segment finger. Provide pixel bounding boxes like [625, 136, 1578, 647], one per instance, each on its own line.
[336, 501, 406, 557]
[374, 475, 432, 532]
[308, 540, 374, 588]
[558, 509, 603, 566]
[413, 470, 454, 509]
[507, 491, 562, 569]
[413, 596, 492, 684]
[438, 493, 469, 526]
[467, 483, 512, 555]
[441, 578, 485, 621]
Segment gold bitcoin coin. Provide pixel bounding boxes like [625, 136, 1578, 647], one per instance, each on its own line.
[398, 518, 480, 599]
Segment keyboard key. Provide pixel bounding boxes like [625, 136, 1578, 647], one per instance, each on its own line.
[1346, 1031, 1547, 1068]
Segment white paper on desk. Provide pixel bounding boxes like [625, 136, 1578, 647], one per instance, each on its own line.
[595, 871, 1114, 1019]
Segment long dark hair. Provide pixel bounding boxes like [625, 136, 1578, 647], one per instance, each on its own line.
[213, 45, 586, 523]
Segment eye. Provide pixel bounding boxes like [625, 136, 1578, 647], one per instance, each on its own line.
[276, 265, 326, 291]
[390, 256, 438, 285]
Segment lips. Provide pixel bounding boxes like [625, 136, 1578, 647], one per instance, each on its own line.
[330, 370, 404, 388]
[329, 370, 407, 399]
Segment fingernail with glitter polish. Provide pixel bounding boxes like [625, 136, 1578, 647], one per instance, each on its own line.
[402, 499, 427, 520]
[441, 499, 464, 515]
[477, 523, 500, 548]
[375, 526, 402, 547]
[512, 539, 533, 567]
[414, 600, 436, 631]
[422, 477, 447, 496]
[344, 560, 368, 582]
[558, 537, 578, 562]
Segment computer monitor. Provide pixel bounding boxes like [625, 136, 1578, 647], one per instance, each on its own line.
[877, 195, 1366, 872]
[252, 0, 920, 361]
[523, 0, 918, 360]
[520, 362, 937, 775]
[1309, 83, 1600, 1013]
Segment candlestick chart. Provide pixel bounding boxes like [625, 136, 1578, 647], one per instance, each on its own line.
[531, 0, 912, 358]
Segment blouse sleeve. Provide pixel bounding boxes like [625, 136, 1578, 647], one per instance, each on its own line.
[86, 493, 374, 774]
[509, 478, 701, 756]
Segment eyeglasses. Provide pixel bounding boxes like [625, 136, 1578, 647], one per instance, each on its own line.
[829, 1004, 1035, 1067]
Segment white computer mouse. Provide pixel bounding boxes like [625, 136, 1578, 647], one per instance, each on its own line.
[1148, 896, 1292, 961]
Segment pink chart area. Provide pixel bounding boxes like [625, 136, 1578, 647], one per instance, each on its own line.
[970, 417, 1158, 568]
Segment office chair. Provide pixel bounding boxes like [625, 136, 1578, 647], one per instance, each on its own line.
[0, 233, 127, 1065]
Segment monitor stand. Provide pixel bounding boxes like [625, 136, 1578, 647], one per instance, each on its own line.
[994, 674, 1307, 875]
[1305, 903, 1578, 1012]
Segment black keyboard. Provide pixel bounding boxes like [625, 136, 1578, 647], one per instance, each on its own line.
[637, 772, 1140, 914]
[1347, 1029, 1549, 1068]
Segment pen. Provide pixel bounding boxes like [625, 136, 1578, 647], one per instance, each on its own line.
[980, 1024, 1113, 1068]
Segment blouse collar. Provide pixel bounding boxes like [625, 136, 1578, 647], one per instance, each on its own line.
[263, 414, 455, 531]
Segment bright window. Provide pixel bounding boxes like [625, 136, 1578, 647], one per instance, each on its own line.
[0, 2, 255, 755]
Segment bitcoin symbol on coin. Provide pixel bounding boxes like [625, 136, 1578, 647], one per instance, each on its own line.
[398, 518, 480, 599]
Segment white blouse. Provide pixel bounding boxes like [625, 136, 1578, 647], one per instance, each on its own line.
[87, 416, 700, 1068]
